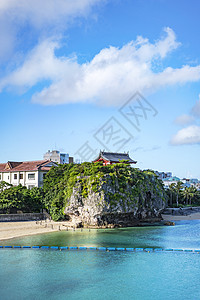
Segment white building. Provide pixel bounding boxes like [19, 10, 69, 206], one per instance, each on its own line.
[0, 160, 57, 189]
[162, 176, 180, 188]
[43, 150, 69, 164]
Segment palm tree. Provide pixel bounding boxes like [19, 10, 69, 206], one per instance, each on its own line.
[181, 187, 190, 205]
[168, 183, 176, 206]
[174, 181, 183, 206]
[188, 186, 198, 205]
[181, 186, 199, 206]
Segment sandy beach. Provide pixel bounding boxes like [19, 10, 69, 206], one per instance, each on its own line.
[0, 220, 74, 241]
[0, 210, 200, 241]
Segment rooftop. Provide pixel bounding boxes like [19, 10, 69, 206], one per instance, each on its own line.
[93, 151, 137, 164]
[0, 160, 55, 173]
[163, 176, 180, 182]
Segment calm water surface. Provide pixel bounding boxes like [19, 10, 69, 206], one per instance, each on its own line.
[0, 220, 199, 300]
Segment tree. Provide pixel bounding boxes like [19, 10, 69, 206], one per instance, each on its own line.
[0, 181, 12, 193]
[187, 186, 199, 205]
[42, 162, 167, 221]
[181, 186, 200, 206]
[0, 184, 44, 213]
[168, 183, 176, 206]
[181, 187, 190, 205]
[169, 181, 183, 207]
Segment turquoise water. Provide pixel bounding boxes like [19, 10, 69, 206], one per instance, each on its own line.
[0, 220, 200, 299]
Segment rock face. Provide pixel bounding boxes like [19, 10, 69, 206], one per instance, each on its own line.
[64, 174, 166, 227]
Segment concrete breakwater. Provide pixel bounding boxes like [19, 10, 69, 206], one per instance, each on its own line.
[0, 213, 45, 222]
[162, 207, 200, 216]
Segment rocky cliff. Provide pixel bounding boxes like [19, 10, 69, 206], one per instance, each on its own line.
[64, 165, 166, 227]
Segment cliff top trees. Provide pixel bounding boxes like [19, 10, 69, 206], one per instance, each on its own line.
[43, 162, 166, 221]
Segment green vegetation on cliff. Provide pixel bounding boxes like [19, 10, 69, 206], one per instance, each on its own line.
[0, 163, 168, 221]
[43, 162, 166, 221]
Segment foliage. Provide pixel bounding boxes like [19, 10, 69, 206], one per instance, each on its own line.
[1, 164, 199, 219]
[166, 182, 200, 207]
[43, 162, 166, 220]
[0, 184, 44, 213]
[0, 181, 12, 193]
[0, 163, 168, 220]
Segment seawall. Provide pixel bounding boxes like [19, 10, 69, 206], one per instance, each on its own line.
[0, 213, 45, 222]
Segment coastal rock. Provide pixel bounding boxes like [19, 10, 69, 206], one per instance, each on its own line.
[64, 173, 166, 227]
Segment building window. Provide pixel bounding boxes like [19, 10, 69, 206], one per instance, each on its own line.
[43, 173, 46, 179]
[20, 174, 23, 180]
[0, 174, 1, 180]
[14, 174, 17, 180]
[28, 173, 35, 180]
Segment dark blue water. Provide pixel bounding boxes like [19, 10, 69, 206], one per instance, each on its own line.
[0, 220, 200, 300]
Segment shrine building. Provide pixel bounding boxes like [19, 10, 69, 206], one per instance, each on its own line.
[93, 151, 137, 165]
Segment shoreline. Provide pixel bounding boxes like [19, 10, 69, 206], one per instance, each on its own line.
[0, 212, 200, 242]
[0, 220, 74, 242]
[161, 206, 200, 221]
[161, 212, 200, 221]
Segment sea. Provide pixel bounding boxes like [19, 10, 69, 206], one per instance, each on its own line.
[0, 220, 200, 300]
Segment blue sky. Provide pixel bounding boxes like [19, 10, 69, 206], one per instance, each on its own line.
[0, 0, 200, 178]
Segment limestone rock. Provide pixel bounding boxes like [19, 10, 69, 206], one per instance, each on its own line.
[64, 173, 166, 227]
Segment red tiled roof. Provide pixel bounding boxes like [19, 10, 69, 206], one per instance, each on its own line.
[0, 160, 53, 172]
[0, 163, 6, 172]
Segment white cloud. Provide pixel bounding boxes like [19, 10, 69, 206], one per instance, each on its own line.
[192, 94, 200, 117]
[1, 28, 200, 106]
[0, 0, 102, 26]
[0, 0, 102, 64]
[0, 40, 79, 89]
[174, 114, 195, 125]
[171, 125, 200, 145]
[171, 95, 200, 145]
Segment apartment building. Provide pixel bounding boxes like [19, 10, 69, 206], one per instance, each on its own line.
[0, 160, 57, 189]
